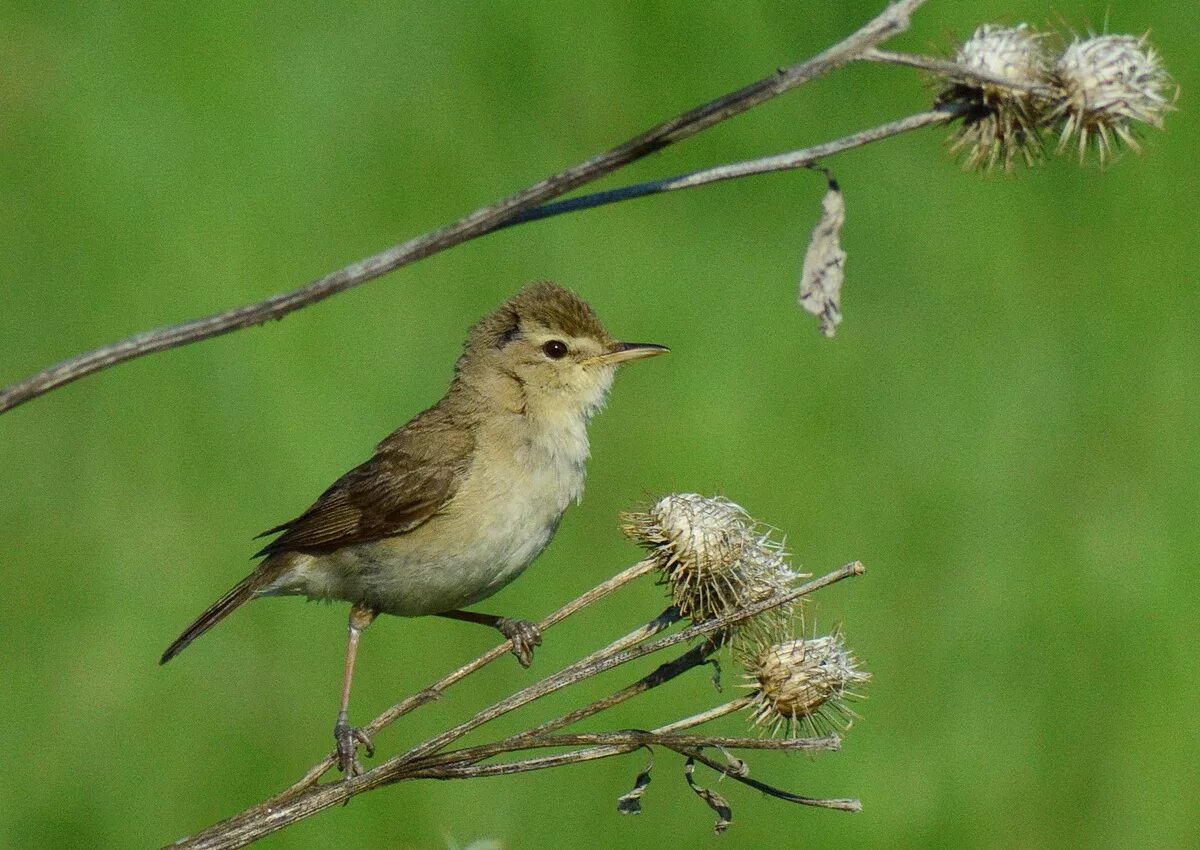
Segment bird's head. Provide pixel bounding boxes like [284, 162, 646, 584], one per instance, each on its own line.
[456, 281, 668, 421]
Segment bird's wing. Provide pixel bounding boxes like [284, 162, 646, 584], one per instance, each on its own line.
[254, 408, 474, 557]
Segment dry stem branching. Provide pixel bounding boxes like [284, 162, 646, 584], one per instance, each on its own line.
[6, 1, 1166, 845]
[4, 1, 1173, 410]
[167, 499, 866, 849]
[3, 0, 937, 414]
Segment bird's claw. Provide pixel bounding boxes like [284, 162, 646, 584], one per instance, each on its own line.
[334, 716, 374, 778]
[495, 617, 542, 667]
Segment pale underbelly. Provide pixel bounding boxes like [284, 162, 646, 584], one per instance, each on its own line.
[262, 416, 588, 616]
[262, 511, 561, 617]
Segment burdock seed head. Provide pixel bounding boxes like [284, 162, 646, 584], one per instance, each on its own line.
[621, 494, 800, 646]
[745, 632, 870, 737]
[1050, 34, 1176, 164]
[937, 23, 1052, 172]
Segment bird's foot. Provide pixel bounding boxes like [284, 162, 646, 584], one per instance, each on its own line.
[334, 714, 374, 778]
[495, 617, 542, 667]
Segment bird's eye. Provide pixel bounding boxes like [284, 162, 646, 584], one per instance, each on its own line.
[542, 339, 568, 359]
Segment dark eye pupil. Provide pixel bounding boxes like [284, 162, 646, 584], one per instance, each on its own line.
[543, 340, 568, 359]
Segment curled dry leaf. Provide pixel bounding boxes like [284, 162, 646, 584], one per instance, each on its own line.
[684, 757, 734, 834]
[798, 177, 847, 338]
[616, 762, 654, 815]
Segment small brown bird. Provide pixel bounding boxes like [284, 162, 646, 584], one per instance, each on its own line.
[162, 281, 667, 775]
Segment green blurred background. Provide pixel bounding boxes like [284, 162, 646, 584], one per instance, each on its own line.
[2, 1, 1196, 847]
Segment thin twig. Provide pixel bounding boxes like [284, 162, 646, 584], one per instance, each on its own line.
[2, 0, 928, 416]
[512, 636, 725, 743]
[390, 604, 683, 769]
[653, 697, 756, 732]
[283, 557, 660, 795]
[863, 48, 1053, 95]
[388, 638, 732, 777]
[383, 561, 859, 785]
[415, 729, 840, 769]
[411, 699, 761, 777]
[502, 108, 960, 227]
[167, 562, 863, 850]
[397, 730, 849, 810]
[400, 740, 852, 818]
[679, 746, 862, 812]
[388, 563, 859, 776]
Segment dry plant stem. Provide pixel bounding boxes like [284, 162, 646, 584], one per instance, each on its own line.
[168, 563, 864, 850]
[415, 729, 838, 771]
[863, 48, 1051, 95]
[389, 639, 733, 779]
[387, 725, 849, 806]
[503, 108, 960, 227]
[561, 560, 864, 685]
[513, 636, 726, 743]
[390, 604, 684, 768]
[406, 733, 839, 775]
[410, 699, 761, 777]
[388, 561, 859, 776]
[369, 558, 659, 735]
[407, 738, 854, 811]
[2, 0, 928, 417]
[282, 601, 678, 798]
[286, 557, 659, 793]
[168, 626, 714, 850]
[680, 746, 862, 812]
[491, 730, 835, 752]
[654, 696, 758, 732]
[390, 560, 861, 773]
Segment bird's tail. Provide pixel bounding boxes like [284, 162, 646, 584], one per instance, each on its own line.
[160, 571, 267, 664]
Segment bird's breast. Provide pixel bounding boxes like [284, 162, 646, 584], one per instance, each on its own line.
[277, 415, 591, 617]
[442, 412, 591, 584]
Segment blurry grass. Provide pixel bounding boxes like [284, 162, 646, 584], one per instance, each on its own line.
[2, 0, 1199, 848]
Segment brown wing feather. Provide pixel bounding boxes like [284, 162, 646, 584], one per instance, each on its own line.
[254, 404, 474, 557]
[163, 399, 475, 663]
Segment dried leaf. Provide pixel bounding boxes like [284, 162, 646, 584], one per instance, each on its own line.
[714, 746, 748, 779]
[684, 757, 733, 834]
[798, 177, 847, 338]
[617, 762, 654, 815]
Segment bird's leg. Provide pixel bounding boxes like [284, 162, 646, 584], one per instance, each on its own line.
[334, 603, 377, 777]
[437, 609, 543, 667]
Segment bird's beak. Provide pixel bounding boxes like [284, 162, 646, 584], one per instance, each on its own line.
[591, 342, 670, 366]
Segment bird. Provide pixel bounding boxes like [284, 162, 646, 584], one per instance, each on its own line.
[160, 280, 668, 776]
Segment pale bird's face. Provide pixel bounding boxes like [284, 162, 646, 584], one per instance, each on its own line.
[500, 324, 668, 420]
